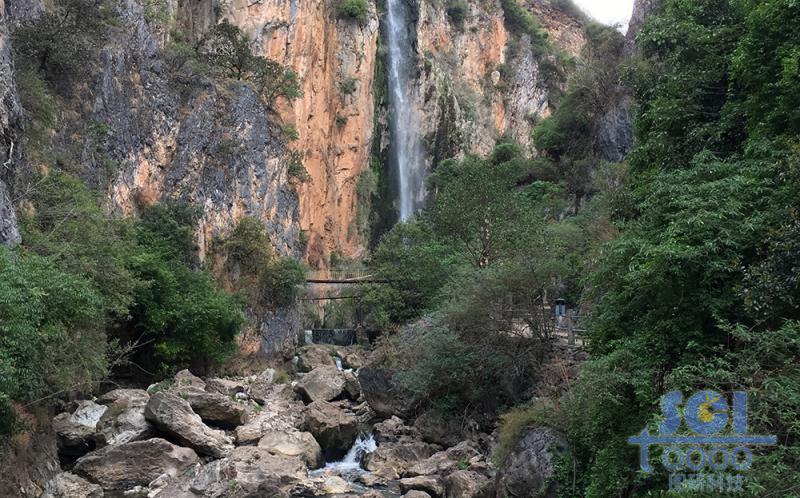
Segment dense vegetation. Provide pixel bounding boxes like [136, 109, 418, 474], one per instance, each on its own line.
[0, 0, 306, 441]
[360, 0, 800, 495]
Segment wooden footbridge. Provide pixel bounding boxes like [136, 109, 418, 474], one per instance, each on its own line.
[305, 270, 387, 284]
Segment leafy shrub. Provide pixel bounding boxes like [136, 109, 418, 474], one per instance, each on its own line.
[336, 0, 369, 25]
[335, 113, 348, 128]
[287, 150, 311, 183]
[127, 203, 245, 374]
[499, 0, 549, 54]
[446, 1, 468, 25]
[12, 0, 114, 89]
[199, 20, 302, 108]
[221, 217, 307, 309]
[339, 77, 358, 96]
[0, 247, 108, 437]
[283, 124, 300, 141]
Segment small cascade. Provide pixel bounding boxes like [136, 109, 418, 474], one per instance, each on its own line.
[304, 329, 313, 345]
[334, 357, 343, 371]
[309, 432, 377, 479]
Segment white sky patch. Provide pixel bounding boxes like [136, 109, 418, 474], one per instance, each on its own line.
[573, 0, 636, 32]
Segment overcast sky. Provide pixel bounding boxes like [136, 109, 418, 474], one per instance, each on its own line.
[573, 0, 635, 32]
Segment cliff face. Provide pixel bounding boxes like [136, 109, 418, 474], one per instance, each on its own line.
[222, 0, 584, 262]
[3, 0, 588, 261]
[394, 0, 585, 177]
[225, 0, 380, 267]
[0, 0, 21, 245]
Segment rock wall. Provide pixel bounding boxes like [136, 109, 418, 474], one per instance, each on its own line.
[223, 0, 584, 263]
[374, 0, 586, 199]
[0, 0, 21, 245]
[94, 0, 301, 260]
[225, 0, 380, 268]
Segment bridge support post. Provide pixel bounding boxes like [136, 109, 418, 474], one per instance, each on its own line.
[567, 310, 575, 346]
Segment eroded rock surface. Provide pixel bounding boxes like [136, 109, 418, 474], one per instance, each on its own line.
[144, 391, 234, 458]
[73, 438, 198, 492]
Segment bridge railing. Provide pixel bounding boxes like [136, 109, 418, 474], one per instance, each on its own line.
[305, 269, 381, 283]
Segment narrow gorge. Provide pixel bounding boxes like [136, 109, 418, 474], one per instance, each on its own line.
[5, 0, 799, 496]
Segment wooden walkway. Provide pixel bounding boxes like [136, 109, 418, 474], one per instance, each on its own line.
[305, 270, 387, 284]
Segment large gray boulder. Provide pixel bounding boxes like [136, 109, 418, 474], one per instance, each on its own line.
[73, 438, 198, 492]
[234, 385, 305, 445]
[52, 400, 107, 458]
[295, 366, 346, 403]
[144, 391, 234, 458]
[407, 441, 482, 477]
[444, 470, 492, 498]
[413, 410, 462, 447]
[181, 388, 247, 428]
[358, 366, 419, 418]
[495, 427, 568, 498]
[258, 430, 322, 467]
[297, 345, 337, 372]
[399, 476, 444, 497]
[205, 377, 246, 397]
[41, 472, 104, 498]
[373, 416, 419, 443]
[302, 400, 359, 460]
[363, 439, 438, 478]
[246, 368, 276, 404]
[94, 389, 153, 446]
[151, 446, 305, 497]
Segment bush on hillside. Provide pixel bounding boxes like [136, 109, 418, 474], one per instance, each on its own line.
[336, 0, 370, 25]
[221, 217, 307, 309]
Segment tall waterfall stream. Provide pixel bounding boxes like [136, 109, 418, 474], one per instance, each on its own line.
[386, 0, 427, 220]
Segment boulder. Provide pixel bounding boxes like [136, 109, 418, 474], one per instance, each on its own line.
[258, 430, 322, 467]
[342, 370, 361, 400]
[52, 400, 107, 457]
[362, 491, 386, 498]
[335, 347, 367, 369]
[297, 345, 336, 372]
[413, 410, 462, 447]
[399, 476, 444, 497]
[94, 389, 153, 446]
[144, 391, 234, 458]
[358, 366, 418, 418]
[374, 416, 418, 443]
[403, 492, 433, 498]
[73, 438, 198, 492]
[363, 439, 438, 476]
[41, 472, 104, 498]
[205, 377, 246, 397]
[406, 440, 482, 477]
[173, 369, 206, 390]
[295, 366, 346, 403]
[246, 368, 276, 404]
[494, 427, 568, 498]
[152, 446, 304, 497]
[302, 400, 359, 460]
[444, 470, 492, 498]
[181, 388, 247, 428]
[319, 475, 351, 494]
[234, 390, 305, 446]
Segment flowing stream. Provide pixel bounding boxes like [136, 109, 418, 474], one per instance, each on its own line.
[386, 0, 426, 220]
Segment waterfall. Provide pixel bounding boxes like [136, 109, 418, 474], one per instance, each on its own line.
[386, 0, 427, 220]
[309, 432, 377, 476]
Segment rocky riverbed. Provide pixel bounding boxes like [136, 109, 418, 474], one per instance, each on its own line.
[39, 345, 522, 498]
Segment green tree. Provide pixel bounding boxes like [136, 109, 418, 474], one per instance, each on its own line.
[0, 247, 107, 436]
[12, 0, 114, 88]
[199, 20, 302, 108]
